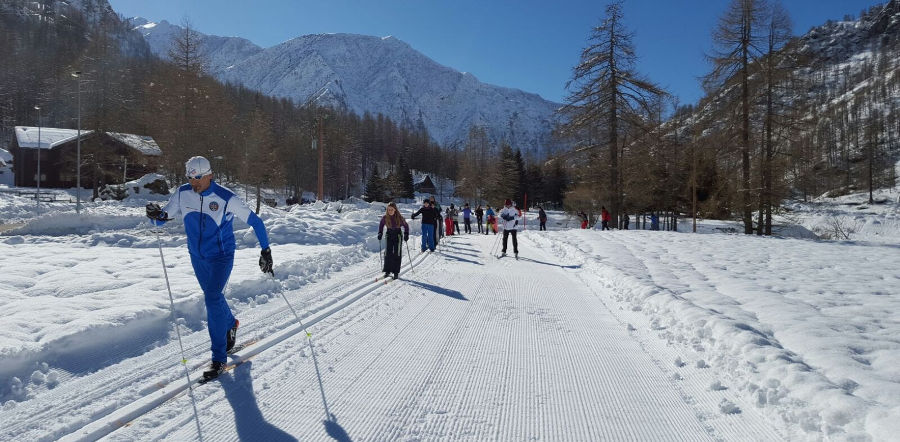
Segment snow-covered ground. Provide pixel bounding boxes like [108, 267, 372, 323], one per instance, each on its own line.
[0, 188, 898, 441]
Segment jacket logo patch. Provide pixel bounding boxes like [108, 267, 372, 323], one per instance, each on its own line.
[208, 201, 219, 211]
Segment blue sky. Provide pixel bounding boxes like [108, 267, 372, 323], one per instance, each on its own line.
[109, 0, 884, 106]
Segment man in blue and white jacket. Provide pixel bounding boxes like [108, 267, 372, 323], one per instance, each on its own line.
[146, 156, 273, 378]
[499, 199, 520, 258]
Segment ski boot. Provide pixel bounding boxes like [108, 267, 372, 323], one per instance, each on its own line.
[202, 361, 227, 382]
[226, 319, 239, 353]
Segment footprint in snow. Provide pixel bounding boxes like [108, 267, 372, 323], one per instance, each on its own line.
[710, 380, 728, 391]
[674, 357, 686, 367]
[719, 399, 741, 414]
[696, 359, 709, 369]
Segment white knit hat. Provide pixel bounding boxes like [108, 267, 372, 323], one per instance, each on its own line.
[185, 156, 212, 178]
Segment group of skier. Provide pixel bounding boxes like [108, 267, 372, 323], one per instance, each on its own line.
[143, 155, 531, 382]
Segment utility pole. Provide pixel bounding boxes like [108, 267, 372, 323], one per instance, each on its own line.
[317, 115, 324, 201]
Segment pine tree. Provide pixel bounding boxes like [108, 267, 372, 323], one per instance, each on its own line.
[396, 156, 415, 199]
[365, 165, 385, 202]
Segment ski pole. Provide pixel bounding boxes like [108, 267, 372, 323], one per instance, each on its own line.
[155, 230, 204, 442]
[378, 236, 384, 270]
[405, 239, 415, 273]
[270, 272, 332, 420]
[489, 227, 502, 256]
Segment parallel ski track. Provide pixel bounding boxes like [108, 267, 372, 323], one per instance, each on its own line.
[110, 242, 450, 440]
[48, 239, 437, 442]
[1, 249, 388, 441]
[139, 233, 724, 440]
[528, 231, 786, 440]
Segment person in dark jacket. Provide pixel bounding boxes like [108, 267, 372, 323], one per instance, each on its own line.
[538, 206, 548, 231]
[411, 199, 439, 252]
[474, 205, 484, 233]
[377, 202, 409, 279]
[430, 196, 442, 245]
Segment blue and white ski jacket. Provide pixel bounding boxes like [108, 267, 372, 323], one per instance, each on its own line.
[155, 181, 270, 259]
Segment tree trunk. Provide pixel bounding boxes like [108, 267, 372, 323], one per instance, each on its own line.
[741, 21, 753, 235]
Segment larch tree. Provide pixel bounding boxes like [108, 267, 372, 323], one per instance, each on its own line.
[704, 0, 770, 234]
[561, 0, 665, 229]
[758, 0, 793, 235]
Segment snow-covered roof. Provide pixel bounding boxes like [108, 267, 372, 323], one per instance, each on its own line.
[15, 126, 94, 150]
[105, 132, 162, 156]
[14, 127, 161, 156]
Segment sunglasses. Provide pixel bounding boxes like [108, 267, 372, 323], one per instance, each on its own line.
[187, 174, 207, 180]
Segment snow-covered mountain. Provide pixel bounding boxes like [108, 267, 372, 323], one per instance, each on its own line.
[128, 18, 565, 156]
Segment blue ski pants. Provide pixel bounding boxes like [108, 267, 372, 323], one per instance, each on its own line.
[190, 253, 236, 363]
[421, 223, 435, 251]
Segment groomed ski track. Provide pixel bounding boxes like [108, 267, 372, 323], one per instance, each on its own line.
[88, 232, 782, 441]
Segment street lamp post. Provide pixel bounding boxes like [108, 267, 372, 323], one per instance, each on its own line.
[72, 71, 83, 214]
[34, 105, 41, 213]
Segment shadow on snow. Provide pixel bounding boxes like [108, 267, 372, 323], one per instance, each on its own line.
[404, 280, 468, 301]
[221, 361, 297, 441]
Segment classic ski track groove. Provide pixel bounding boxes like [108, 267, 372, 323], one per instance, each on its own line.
[55, 240, 436, 442]
[528, 231, 786, 440]
[1, 246, 393, 440]
[119, 233, 764, 441]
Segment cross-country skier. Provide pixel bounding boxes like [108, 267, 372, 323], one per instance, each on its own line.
[411, 199, 439, 252]
[145, 156, 272, 380]
[485, 205, 497, 234]
[475, 205, 484, 233]
[462, 203, 473, 233]
[445, 207, 454, 236]
[538, 206, 548, 231]
[499, 199, 520, 258]
[430, 196, 442, 246]
[378, 202, 409, 280]
[601, 206, 611, 230]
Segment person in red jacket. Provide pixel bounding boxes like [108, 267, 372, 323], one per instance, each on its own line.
[601, 206, 611, 231]
[578, 210, 589, 229]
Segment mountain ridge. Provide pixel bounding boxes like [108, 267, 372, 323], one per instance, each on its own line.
[128, 18, 565, 156]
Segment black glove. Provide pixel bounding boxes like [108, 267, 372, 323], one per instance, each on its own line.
[145, 203, 166, 220]
[377, 234, 383, 241]
[403, 232, 409, 242]
[515, 220, 518, 226]
[259, 247, 273, 275]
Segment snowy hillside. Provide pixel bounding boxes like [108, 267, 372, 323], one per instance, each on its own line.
[0, 191, 898, 440]
[129, 18, 263, 76]
[127, 19, 565, 155]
